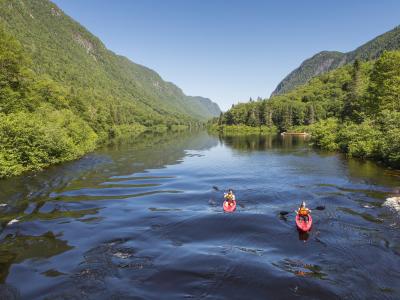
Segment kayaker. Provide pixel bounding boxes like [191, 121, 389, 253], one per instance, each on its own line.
[296, 201, 311, 222]
[224, 189, 236, 206]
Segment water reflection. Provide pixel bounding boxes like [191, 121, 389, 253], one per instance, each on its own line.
[0, 131, 399, 299]
[298, 230, 310, 241]
[217, 133, 310, 152]
[0, 232, 72, 283]
[0, 130, 219, 294]
[0, 131, 218, 229]
[346, 158, 400, 189]
[273, 258, 327, 279]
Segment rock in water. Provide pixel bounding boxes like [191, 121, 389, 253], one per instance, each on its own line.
[7, 219, 19, 226]
[384, 197, 400, 213]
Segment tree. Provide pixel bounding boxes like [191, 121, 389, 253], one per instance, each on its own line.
[224, 110, 234, 125]
[281, 104, 293, 131]
[264, 104, 273, 127]
[247, 108, 259, 127]
[305, 103, 315, 125]
[369, 51, 400, 113]
[341, 59, 363, 122]
[218, 112, 223, 125]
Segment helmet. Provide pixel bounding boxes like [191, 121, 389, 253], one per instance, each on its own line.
[301, 201, 306, 207]
[228, 189, 233, 193]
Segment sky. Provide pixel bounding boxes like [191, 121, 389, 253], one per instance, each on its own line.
[52, 0, 400, 111]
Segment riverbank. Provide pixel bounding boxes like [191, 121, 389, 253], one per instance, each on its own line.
[1, 131, 399, 299]
[0, 122, 196, 180]
[0, 23, 213, 180]
[213, 51, 400, 170]
[209, 121, 400, 170]
[208, 124, 278, 135]
[293, 117, 400, 169]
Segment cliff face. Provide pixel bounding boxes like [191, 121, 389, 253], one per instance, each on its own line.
[271, 51, 345, 96]
[272, 26, 400, 96]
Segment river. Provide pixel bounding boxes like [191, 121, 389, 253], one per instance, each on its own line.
[0, 131, 399, 299]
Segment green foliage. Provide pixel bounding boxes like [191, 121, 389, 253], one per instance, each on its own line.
[305, 115, 400, 167]
[208, 124, 277, 135]
[272, 51, 346, 95]
[0, 0, 221, 178]
[215, 50, 400, 168]
[273, 26, 400, 95]
[0, 0, 220, 127]
[108, 124, 146, 139]
[336, 120, 380, 158]
[369, 51, 400, 112]
[307, 119, 339, 151]
[375, 110, 400, 167]
[0, 110, 97, 178]
[341, 60, 366, 123]
[0, 25, 100, 178]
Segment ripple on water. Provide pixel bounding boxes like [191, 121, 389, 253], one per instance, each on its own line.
[1, 132, 400, 299]
[49, 190, 183, 202]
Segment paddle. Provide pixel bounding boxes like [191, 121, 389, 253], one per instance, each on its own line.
[279, 205, 325, 216]
[314, 206, 326, 211]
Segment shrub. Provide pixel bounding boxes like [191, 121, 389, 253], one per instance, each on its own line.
[0, 110, 97, 178]
[308, 118, 339, 151]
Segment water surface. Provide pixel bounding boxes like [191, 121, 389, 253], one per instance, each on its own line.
[0, 131, 399, 299]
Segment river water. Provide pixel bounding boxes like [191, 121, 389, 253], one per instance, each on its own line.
[0, 131, 399, 299]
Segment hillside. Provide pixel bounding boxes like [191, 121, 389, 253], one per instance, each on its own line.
[213, 50, 400, 168]
[0, 0, 221, 123]
[185, 96, 222, 119]
[272, 25, 400, 96]
[0, 0, 222, 178]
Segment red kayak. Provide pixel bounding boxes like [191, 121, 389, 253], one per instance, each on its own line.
[223, 200, 236, 212]
[295, 214, 312, 232]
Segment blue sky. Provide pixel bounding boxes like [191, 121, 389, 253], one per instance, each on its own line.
[53, 0, 400, 110]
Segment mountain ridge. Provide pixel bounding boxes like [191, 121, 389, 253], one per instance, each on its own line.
[0, 0, 221, 122]
[272, 25, 400, 96]
[0, 0, 222, 178]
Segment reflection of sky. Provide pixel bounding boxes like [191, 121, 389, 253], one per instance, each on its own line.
[1, 132, 397, 209]
[2, 132, 400, 298]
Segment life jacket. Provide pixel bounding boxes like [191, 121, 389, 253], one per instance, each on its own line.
[225, 194, 234, 200]
[299, 207, 309, 216]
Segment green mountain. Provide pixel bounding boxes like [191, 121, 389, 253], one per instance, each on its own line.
[185, 96, 222, 118]
[272, 25, 400, 96]
[0, 0, 222, 178]
[0, 0, 221, 123]
[213, 50, 400, 168]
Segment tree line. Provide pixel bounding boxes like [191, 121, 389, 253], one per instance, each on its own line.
[0, 25, 200, 178]
[212, 51, 400, 167]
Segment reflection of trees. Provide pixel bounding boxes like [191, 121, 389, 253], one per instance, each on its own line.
[0, 130, 220, 284]
[65, 130, 218, 189]
[0, 206, 99, 231]
[345, 158, 400, 188]
[217, 134, 309, 152]
[0, 131, 219, 229]
[0, 232, 73, 282]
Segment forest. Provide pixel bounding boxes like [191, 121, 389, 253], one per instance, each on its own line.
[212, 51, 400, 168]
[0, 25, 201, 178]
[0, 26, 111, 178]
[0, 0, 223, 178]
